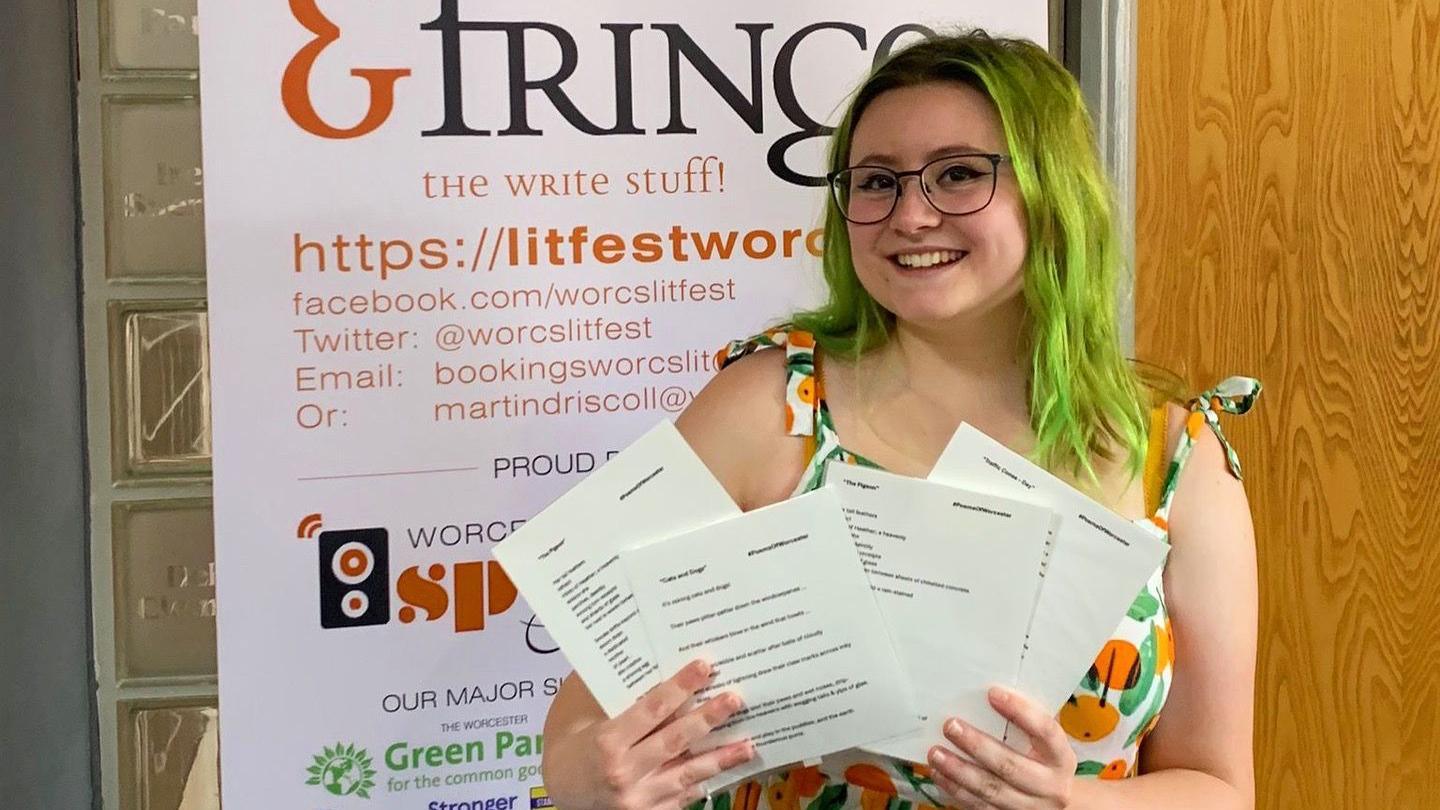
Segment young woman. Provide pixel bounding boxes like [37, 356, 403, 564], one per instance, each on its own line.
[539, 31, 1261, 810]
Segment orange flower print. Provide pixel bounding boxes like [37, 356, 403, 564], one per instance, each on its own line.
[1059, 694, 1120, 741]
[1100, 759, 1128, 780]
[787, 765, 825, 798]
[1185, 410, 1206, 439]
[733, 779, 762, 810]
[1155, 622, 1173, 675]
[844, 764, 897, 810]
[1090, 640, 1142, 691]
[797, 376, 817, 406]
[765, 775, 798, 810]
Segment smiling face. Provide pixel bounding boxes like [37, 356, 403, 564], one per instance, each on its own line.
[843, 80, 1029, 329]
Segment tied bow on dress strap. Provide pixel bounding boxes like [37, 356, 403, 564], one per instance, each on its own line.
[1188, 376, 1262, 481]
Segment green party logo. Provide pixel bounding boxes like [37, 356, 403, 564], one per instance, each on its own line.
[305, 742, 378, 799]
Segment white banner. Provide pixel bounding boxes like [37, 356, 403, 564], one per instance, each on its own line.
[200, 2, 1046, 807]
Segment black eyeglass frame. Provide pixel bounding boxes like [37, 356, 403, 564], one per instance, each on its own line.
[825, 153, 1010, 225]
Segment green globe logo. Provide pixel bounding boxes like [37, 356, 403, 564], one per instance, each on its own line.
[305, 743, 377, 799]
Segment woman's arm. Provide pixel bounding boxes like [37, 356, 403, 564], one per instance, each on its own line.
[924, 409, 1258, 810]
[1067, 407, 1259, 809]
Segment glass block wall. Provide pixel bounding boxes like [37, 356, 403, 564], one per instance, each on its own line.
[77, 2, 219, 808]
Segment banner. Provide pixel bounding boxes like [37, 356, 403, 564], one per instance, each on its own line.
[200, 2, 1046, 807]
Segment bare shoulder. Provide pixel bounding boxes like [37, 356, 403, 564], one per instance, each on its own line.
[1153, 399, 1256, 565]
[1165, 407, 1257, 604]
[1164, 401, 1254, 543]
[1142, 401, 1258, 787]
[674, 347, 806, 511]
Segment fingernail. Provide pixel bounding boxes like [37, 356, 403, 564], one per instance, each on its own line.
[989, 686, 1008, 705]
[928, 746, 946, 765]
[946, 718, 965, 738]
[694, 659, 712, 676]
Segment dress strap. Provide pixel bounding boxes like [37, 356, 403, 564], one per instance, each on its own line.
[1152, 376, 1263, 527]
[1142, 406, 1169, 517]
[717, 326, 820, 437]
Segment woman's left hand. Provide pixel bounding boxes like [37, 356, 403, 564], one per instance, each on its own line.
[926, 686, 1077, 809]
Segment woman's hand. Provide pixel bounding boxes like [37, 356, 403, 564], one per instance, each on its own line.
[926, 686, 1076, 809]
[542, 660, 756, 810]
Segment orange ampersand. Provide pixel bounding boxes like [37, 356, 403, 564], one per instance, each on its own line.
[281, 0, 412, 138]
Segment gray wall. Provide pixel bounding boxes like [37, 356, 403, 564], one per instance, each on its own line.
[0, 0, 98, 807]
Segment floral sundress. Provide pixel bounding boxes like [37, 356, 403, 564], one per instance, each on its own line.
[688, 326, 1261, 810]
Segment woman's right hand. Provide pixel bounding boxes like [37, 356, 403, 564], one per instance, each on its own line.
[542, 659, 756, 810]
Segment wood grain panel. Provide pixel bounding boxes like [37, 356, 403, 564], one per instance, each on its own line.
[1135, 1, 1440, 808]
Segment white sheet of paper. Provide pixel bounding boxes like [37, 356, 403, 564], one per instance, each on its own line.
[491, 420, 741, 717]
[622, 488, 919, 789]
[928, 424, 1170, 730]
[824, 462, 1052, 763]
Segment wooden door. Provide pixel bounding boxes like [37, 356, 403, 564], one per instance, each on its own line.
[1136, 2, 1439, 807]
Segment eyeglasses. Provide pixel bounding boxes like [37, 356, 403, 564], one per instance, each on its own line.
[826, 153, 1009, 225]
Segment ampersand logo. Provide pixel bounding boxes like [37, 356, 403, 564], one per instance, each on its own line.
[280, 0, 412, 139]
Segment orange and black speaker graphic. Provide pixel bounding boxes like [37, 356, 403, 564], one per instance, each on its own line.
[317, 527, 391, 629]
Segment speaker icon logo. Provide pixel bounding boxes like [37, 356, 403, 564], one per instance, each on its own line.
[317, 528, 391, 629]
[310, 522, 522, 635]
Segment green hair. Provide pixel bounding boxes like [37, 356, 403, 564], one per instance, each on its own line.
[792, 30, 1147, 481]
